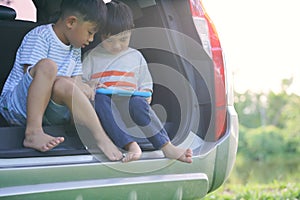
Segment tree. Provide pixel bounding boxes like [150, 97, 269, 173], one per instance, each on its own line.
[235, 78, 300, 160]
[235, 78, 297, 128]
[279, 93, 300, 153]
[235, 90, 266, 128]
[265, 78, 293, 127]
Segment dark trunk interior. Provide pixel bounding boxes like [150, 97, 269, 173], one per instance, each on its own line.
[0, 0, 212, 158]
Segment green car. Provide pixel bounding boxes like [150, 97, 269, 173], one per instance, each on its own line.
[0, 0, 238, 199]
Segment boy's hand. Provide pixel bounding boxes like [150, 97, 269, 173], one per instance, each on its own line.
[81, 83, 95, 101]
[145, 96, 152, 104]
[72, 76, 95, 100]
[96, 83, 108, 89]
[141, 89, 152, 104]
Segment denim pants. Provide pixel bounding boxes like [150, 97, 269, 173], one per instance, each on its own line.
[94, 94, 170, 149]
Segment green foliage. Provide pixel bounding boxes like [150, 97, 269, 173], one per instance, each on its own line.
[266, 91, 289, 128]
[234, 91, 263, 128]
[238, 125, 286, 160]
[204, 80, 300, 199]
[235, 78, 300, 160]
[234, 78, 300, 129]
[280, 93, 300, 154]
[229, 154, 300, 184]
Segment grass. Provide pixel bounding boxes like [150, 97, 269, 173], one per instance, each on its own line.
[202, 181, 300, 200]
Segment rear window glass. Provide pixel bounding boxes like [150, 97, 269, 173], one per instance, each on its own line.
[0, 0, 36, 21]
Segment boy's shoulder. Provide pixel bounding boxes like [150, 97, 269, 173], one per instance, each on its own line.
[84, 46, 145, 60]
[127, 47, 139, 54]
[25, 24, 52, 39]
[126, 48, 145, 59]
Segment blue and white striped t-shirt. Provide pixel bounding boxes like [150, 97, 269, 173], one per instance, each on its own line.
[1, 24, 82, 97]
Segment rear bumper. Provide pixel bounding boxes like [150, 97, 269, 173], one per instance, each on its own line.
[0, 173, 209, 199]
[209, 105, 239, 191]
[0, 106, 238, 199]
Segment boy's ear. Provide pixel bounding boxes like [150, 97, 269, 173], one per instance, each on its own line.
[66, 16, 78, 29]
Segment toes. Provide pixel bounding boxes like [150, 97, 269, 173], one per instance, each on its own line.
[185, 149, 193, 163]
[50, 138, 63, 147]
[180, 155, 193, 163]
[116, 152, 124, 160]
[122, 156, 129, 162]
[110, 155, 118, 161]
[58, 137, 65, 143]
[43, 143, 55, 151]
[49, 140, 58, 146]
[122, 153, 141, 163]
[175, 149, 193, 163]
[186, 149, 193, 157]
[110, 152, 123, 161]
[122, 154, 131, 162]
[40, 145, 49, 152]
[53, 137, 64, 145]
[43, 137, 64, 151]
[23, 134, 64, 152]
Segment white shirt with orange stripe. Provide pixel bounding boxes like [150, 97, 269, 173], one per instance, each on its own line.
[82, 45, 153, 92]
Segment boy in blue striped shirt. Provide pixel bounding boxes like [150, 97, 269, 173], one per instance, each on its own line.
[0, 0, 123, 161]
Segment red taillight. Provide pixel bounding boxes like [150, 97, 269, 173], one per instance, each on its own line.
[189, 0, 227, 140]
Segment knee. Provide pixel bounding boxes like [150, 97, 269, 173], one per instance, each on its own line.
[129, 97, 151, 125]
[31, 59, 58, 78]
[52, 77, 74, 98]
[129, 96, 148, 111]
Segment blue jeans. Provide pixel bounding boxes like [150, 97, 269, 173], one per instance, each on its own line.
[95, 94, 170, 149]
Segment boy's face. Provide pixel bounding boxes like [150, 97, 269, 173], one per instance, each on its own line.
[66, 18, 98, 48]
[101, 31, 131, 55]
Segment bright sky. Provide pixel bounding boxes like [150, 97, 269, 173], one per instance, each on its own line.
[202, 0, 300, 95]
[2, 0, 299, 95]
[0, 0, 36, 21]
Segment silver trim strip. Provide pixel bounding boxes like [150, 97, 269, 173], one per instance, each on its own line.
[0, 173, 208, 197]
[0, 155, 97, 168]
[0, 132, 204, 168]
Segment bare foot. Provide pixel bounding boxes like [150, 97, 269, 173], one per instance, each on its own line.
[97, 140, 123, 161]
[161, 142, 193, 163]
[122, 142, 142, 162]
[23, 132, 64, 152]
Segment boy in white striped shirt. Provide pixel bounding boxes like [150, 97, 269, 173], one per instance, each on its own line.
[0, 0, 123, 161]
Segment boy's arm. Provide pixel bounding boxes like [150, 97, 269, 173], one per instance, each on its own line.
[140, 88, 152, 104]
[23, 65, 30, 74]
[19, 29, 49, 69]
[138, 56, 153, 104]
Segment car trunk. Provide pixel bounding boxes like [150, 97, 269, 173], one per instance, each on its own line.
[0, 0, 216, 159]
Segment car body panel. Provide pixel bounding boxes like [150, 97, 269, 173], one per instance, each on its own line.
[0, 0, 239, 199]
[0, 173, 208, 200]
[0, 110, 238, 198]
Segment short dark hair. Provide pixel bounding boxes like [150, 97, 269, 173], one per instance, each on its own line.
[101, 0, 134, 36]
[60, 0, 107, 29]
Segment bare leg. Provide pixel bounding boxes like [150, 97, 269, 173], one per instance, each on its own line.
[51, 77, 123, 161]
[24, 59, 64, 152]
[122, 142, 142, 162]
[161, 142, 193, 163]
